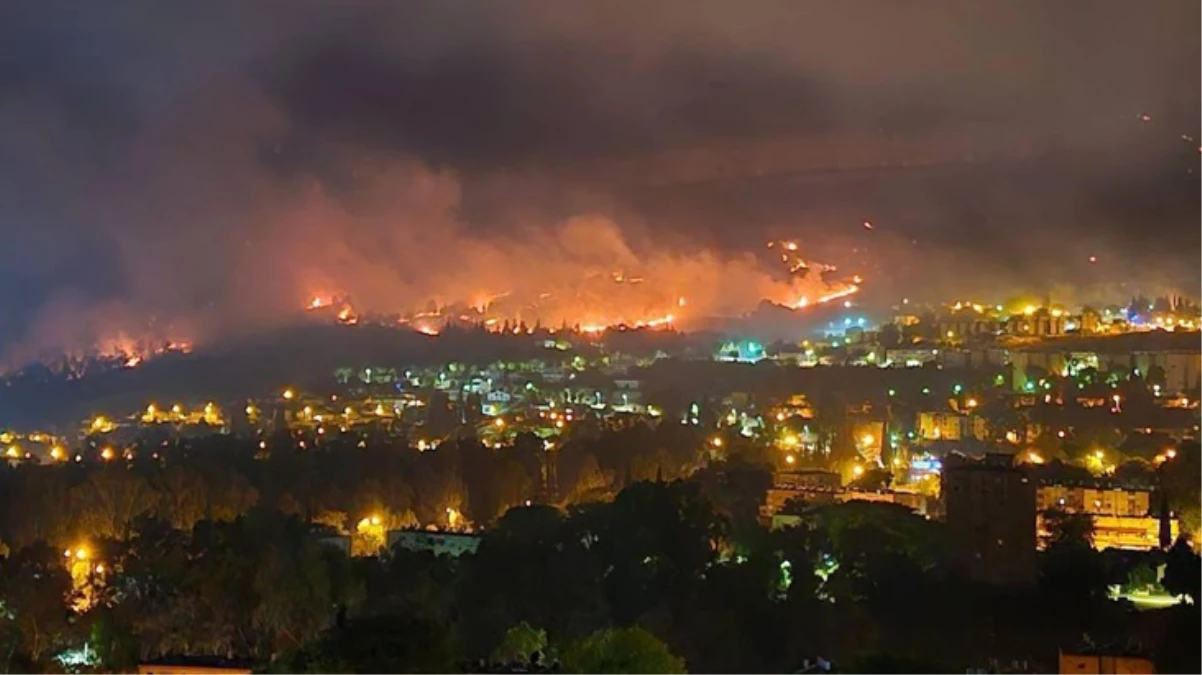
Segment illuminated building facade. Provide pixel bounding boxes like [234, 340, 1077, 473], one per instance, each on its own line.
[883, 348, 939, 368]
[1035, 483, 1178, 551]
[1036, 485, 1151, 517]
[917, 411, 988, 441]
[388, 529, 482, 558]
[1058, 649, 1155, 674]
[1011, 331, 1201, 394]
[1007, 308, 1066, 337]
[1132, 350, 1201, 394]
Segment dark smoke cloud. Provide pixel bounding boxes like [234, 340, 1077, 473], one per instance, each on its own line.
[0, 0, 1198, 364]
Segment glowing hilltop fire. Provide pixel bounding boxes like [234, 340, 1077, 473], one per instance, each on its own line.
[2, 334, 194, 376]
[303, 236, 863, 335]
[6, 218, 865, 372]
[796, 284, 860, 309]
[768, 240, 861, 310]
[0, 284, 203, 375]
[105, 339, 192, 370]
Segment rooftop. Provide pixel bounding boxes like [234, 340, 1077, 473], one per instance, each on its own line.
[1015, 330, 1200, 354]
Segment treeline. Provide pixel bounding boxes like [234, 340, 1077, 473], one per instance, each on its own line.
[0, 422, 719, 554]
[1, 455, 1200, 673]
[0, 426, 1199, 673]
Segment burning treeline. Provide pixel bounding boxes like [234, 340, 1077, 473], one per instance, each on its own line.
[302, 221, 861, 337]
[4, 153, 860, 372]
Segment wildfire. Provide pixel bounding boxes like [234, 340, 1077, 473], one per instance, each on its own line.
[768, 240, 864, 311]
[812, 284, 860, 307]
[294, 235, 863, 337]
[636, 313, 675, 329]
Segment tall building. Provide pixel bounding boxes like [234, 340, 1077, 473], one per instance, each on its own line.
[943, 453, 1036, 585]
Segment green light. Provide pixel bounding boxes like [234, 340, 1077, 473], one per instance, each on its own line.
[952, 384, 963, 394]
[887, 389, 896, 396]
[921, 387, 930, 395]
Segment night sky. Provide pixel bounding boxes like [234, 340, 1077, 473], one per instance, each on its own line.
[0, 1, 1198, 362]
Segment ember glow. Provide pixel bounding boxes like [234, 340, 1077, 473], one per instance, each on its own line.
[299, 227, 863, 336]
[2, 2, 1192, 373]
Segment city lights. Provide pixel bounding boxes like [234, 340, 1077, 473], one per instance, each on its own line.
[0, 9, 1192, 670]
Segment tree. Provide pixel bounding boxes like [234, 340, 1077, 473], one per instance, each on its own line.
[584, 481, 729, 622]
[1042, 509, 1096, 548]
[456, 505, 608, 659]
[1145, 364, 1167, 389]
[878, 323, 901, 348]
[72, 468, 158, 540]
[490, 621, 549, 665]
[285, 615, 454, 673]
[691, 459, 772, 540]
[156, 465, 208, 530]
[562, 452, 613, 505]
[0, 542, 75, 665]
[2, 467, 75, 549]
[413, 461, 468, 527]
[1039, 510, 1109, 606]
[561, 627, 686, 674]
[1161, 539, 1200, 605]
[251, 542, 336, 657]
[486, 457, 534, 523]
[1121, 561, 1160, 594]
[205, 470, 259, 522]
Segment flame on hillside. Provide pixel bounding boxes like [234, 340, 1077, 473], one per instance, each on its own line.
[303, 234, 862, 336]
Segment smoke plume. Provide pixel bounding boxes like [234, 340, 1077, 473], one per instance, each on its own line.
[0, 1, 1197, 366]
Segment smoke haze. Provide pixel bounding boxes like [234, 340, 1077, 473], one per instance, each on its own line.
[1, 1, 1198, 364]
